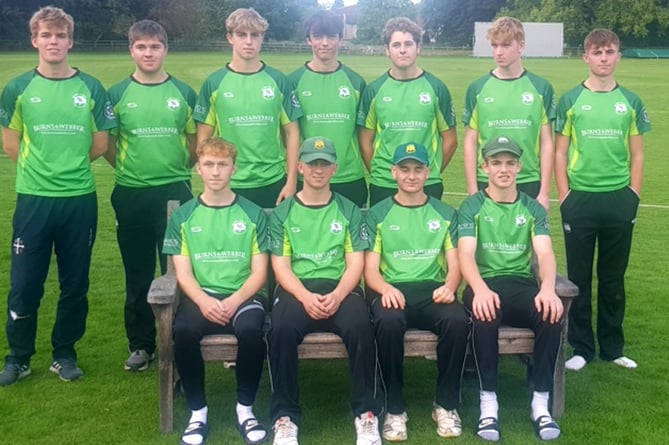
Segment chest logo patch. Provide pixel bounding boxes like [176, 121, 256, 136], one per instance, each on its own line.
[484, 97, 494, 103]
[73, 94, 87, 107]
[167, 98, 181, 110]
[522, 93, 534, 105]
[338, 86, 350, 98]
[262, 86, 275, 100]
[330, 221, 343, 234]
[419, 93, 432, 105]
[515, 215, 527, 227]
[615, 102, 627, 114]
[127, 102, 138, 109]
[232, 220, 247, 234]
[301, 90, 312, 97]
[30, 97, 42, 103]
[427, 219, 441, 232]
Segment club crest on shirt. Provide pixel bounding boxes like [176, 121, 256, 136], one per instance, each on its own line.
[104, 101, 115, 120]
[262, 86, 275, 100]
[419, 92, 432, 105]
[330, 221, 343, 234]
[338, 86, 350, 98]
[521, 92, 534, 105]
[614, 102, 627, 114]
[427, 219, 441, 232]
[515, 215, 527, 227]
[167, 98, 181, 110]
[232, 220, 247, 234]
[73, 94, 87, 107]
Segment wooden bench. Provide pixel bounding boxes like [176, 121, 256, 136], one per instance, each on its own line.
[148, 203, 578, 433]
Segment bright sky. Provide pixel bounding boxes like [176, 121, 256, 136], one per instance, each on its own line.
[319, 0, 420, 5]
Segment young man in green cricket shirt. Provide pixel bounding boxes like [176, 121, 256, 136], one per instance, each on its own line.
[358, 17, 457, 206]
[163, 137, 269, 445]
[0, 6, 116, 385]
[106, 19, 197, 372]
[555, 29, 651, 372]
[195, 7, 302, 209]
[290, 10, 368, 207]
[462, 17, 555, 211]
[268, 137, 381, 445]
[458, 136, 564, 441]
[364, 142, 468, 441]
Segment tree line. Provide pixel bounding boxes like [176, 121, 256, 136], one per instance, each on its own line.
[1, 0, 667, 47]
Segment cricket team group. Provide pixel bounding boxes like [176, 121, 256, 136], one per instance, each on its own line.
[0, 4, 651, 445]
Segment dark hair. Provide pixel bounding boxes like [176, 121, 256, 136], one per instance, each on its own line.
[128, 20, 168, 47]
[305, 10, 343, 39]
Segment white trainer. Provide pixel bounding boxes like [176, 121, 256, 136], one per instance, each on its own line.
[432, 405, 462, 438]
[613, 356, 637, 369]
[565, 355, 587, 371]
[272, 416, 299, 445]
[355, 411, 381, 445]
[382, 412, 408, 442]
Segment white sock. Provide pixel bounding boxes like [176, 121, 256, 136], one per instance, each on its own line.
[479, 391, 498, 420]
[237, 403, 266, 443]
[189, 406, 208, 424]
[531, 391, 551, 421]
[182, 406, 208, 445]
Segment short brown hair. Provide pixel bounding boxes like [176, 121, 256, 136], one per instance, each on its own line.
[225, 8, 269, 34]
[197, 137, 237, 161]
[487, 16, 524, 43]
[382, 17, 422, 46]
[584, 29, 620, 51]
[30, 6, 74, 39]
[128, 20, 168, 47]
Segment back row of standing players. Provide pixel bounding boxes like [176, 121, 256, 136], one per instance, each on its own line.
[0, 1, 650, 436]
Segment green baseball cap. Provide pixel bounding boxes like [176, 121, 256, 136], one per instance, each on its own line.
[482, 136, 523, 158]
[299, 137, 337, 163]
[393, 142, 429, 165]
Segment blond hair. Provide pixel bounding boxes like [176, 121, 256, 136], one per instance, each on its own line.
[487, 16, 524, 43]
[225, 8, 269, 34]
[197, 137, 237, 161]
[30, 6, 74, 39]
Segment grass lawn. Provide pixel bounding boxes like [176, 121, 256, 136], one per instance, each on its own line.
[0, 51, 667, 445]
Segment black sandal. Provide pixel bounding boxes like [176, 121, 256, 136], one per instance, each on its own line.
[180, 421, 209, 445]
[533, 415, 560, 441]
[237, 418, 268, 445]
[476, 417, 500, 442]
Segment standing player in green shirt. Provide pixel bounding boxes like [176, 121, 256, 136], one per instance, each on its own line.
[268, 137, 381, 445]
[0, 6, 116, 386]
[555, 29, 651, 372]
[195, 7, 302, 209]
[105, 20, 197, 372]
[364, 142, 468, 441]
[358, 17, 457, 206]
[458, 137, 564, 441]
[462, 17, 555, 211]
[163, 137, 269, 445]
[289, 10, 368, 207]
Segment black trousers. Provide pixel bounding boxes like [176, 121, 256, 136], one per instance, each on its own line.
[370, 282, 469, 413]
[5, 193, 97, 365]
[111, 181, 192, 354]
[369, 182, 444, 207]
[560, 187, 639, 361]
[463, 276, 562, 393]
[234, 177, 286, 209]
[173, 295, 266, 410]
[268, 279, 380, 425]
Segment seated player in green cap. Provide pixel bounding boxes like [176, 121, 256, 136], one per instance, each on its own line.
[364, 142, 468, 441]
[458, 136, 564, 442]
[268, 136, 381, 445]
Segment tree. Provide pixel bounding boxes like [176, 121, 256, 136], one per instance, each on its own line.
[421, 0, 506, 46]
[356, 0, 418, 44]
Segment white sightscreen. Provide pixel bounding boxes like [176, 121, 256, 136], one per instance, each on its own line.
[473, 22, 564, 57]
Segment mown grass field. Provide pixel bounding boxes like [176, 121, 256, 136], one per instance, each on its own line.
[0, 51, 667, 444]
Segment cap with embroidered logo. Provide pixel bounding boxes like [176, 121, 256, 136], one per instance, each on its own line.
[393, 142, 429, 165]
[299, 137, 337, 163]
[482, 136, 523, 158]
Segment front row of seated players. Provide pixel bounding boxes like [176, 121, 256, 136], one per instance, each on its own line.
[164, 135, 564, 445]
